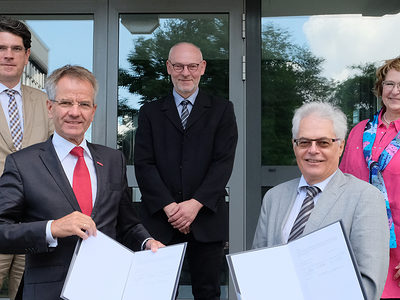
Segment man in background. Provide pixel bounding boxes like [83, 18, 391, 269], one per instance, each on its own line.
[0, 16, 53, 299]
[134, 42, 238, 300]
[252, 101, 389, 300]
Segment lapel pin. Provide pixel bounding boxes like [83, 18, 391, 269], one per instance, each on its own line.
[96, 161, 103, 166]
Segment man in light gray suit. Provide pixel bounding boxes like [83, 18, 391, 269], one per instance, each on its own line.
[253, 101, 389, 300]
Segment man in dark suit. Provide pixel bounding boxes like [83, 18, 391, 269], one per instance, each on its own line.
[134, 42, 238, 300]
[0, 65, 163, 300]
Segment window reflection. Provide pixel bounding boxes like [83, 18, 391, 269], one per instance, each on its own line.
[261, 13, 400, 165]
[118, 14, 229, 164]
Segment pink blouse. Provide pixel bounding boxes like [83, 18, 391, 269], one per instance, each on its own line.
[340, 111, 400, 298]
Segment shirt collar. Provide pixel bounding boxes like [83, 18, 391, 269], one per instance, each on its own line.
[379, 109, 400, 131]
[298, 170, 337, 193]
[52, 131, 92, 161]
[173, 88, 199, 107]
[0, 81, 22, 95]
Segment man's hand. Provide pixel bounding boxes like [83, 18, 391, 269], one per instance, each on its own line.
[145, 239, 165, 252]
[51, 211, 96, 240]
[163, 202, 179, 218]
[168, 199, 203, 234]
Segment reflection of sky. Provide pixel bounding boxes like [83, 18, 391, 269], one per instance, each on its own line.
[26, 19, 94, 141]
[26, 20, 93, 73]
[263, 13, 400, 81]
[262, 16, 309, 48]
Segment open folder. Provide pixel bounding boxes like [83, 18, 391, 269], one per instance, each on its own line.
[61, 231, 186, 300]
[226, 221, 365, 300]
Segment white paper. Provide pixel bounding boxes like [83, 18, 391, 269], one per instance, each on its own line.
[227, 222, 364, 300]
[61, 231, 186, 300]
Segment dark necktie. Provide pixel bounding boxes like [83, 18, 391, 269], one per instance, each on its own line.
[5, 89, 23, 150]
[70, 147, 92, 216]
[288, 186, 320, 242]
[180, 100, 190, 129]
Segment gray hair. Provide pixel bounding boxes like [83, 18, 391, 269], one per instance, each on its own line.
[292, 101, 347, 140]
[45, 65, 98, 101]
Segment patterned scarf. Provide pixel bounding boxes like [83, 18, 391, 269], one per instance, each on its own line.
[363, 109, 398, 248]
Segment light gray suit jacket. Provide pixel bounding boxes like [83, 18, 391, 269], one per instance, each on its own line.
[252, 170, 389, 300]
[0, 85, 53, 173]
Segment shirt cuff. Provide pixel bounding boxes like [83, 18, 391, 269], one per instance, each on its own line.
[141, 237, 154, 250]
[46, 220, 58, 247]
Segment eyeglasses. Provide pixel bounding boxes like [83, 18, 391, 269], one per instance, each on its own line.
[168, 60, 202, 72]
[50, 99, 94, 110]
[382, 81, 400, 90]
[293, 138, 341, 149]
[0, 45, 25, 54]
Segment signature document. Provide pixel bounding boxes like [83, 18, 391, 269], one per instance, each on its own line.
[61, 231, 186, 300]
[226, 222, 365, 300]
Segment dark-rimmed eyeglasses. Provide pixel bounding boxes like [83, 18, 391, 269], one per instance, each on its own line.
[293, 138, 341, 149]
[168, 60, 202, 72]
[382, 81, 400, 90]
[50, 99, 94, 110]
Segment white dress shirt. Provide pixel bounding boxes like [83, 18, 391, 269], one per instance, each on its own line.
[282, 170, 337, 243]
[46, 132, 98, 245]
[0, 81, 24, 132]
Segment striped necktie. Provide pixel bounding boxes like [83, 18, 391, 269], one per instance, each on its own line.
[180, 100, 190, 129]
[5, 89, 23, 150]
[288, 186, 320, 242]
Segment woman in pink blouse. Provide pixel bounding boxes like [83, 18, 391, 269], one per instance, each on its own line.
[340, 57, 400, 299]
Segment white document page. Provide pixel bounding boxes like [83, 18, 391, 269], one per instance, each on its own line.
[227, 222, 364, 300]
[61, 231, 133, 300]
[61, 231, 186, 300]
[122, 243, 186, 300]
[228, 245, 304, 300]
[289, 222, 364, 300]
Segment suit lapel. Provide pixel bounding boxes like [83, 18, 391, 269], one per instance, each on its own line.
[304, 170, 346, 234]
[21, 85, 35, 148]
[185, 91, 211, 130]
[161, 94, 184, 133]
[87, 143, 108, 221]
[39, 138, 81, 212]
[0, 90, 15, 151]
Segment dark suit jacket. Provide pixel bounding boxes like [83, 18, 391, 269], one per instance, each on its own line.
[134, 90, 238, 244]
[0, 137, 150, 300]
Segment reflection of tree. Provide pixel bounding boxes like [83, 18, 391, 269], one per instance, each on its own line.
[118, 18, 379, 167]
[117, 18, 229, 162]
[261, 23, 333, 165]
[334, 63, 377, 127]
[118, 18, 229, 105]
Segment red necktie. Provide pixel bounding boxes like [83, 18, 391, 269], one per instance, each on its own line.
[70, 147, 92, 216]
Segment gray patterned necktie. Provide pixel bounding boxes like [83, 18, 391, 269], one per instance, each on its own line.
[5, 89, 23, 150]
[180, 100, 190, 129]
[288, 186, 320, 242]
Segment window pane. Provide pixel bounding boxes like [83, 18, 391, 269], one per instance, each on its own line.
[261, 12, 400, 165]
[118, 13, 229, 300]
[118, 14, 229, 165]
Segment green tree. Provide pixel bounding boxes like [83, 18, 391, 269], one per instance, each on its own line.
[118, 17, 229, 106]
[261, 23, 333, 165]
[334, 63, 377, 129]
[117, 17, 229, 163]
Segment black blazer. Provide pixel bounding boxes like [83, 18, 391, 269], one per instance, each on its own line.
[134, 90, 238, 244]
[0, 137, 150, 300]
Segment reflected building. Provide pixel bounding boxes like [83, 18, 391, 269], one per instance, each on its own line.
[21, 22, 48, 89]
